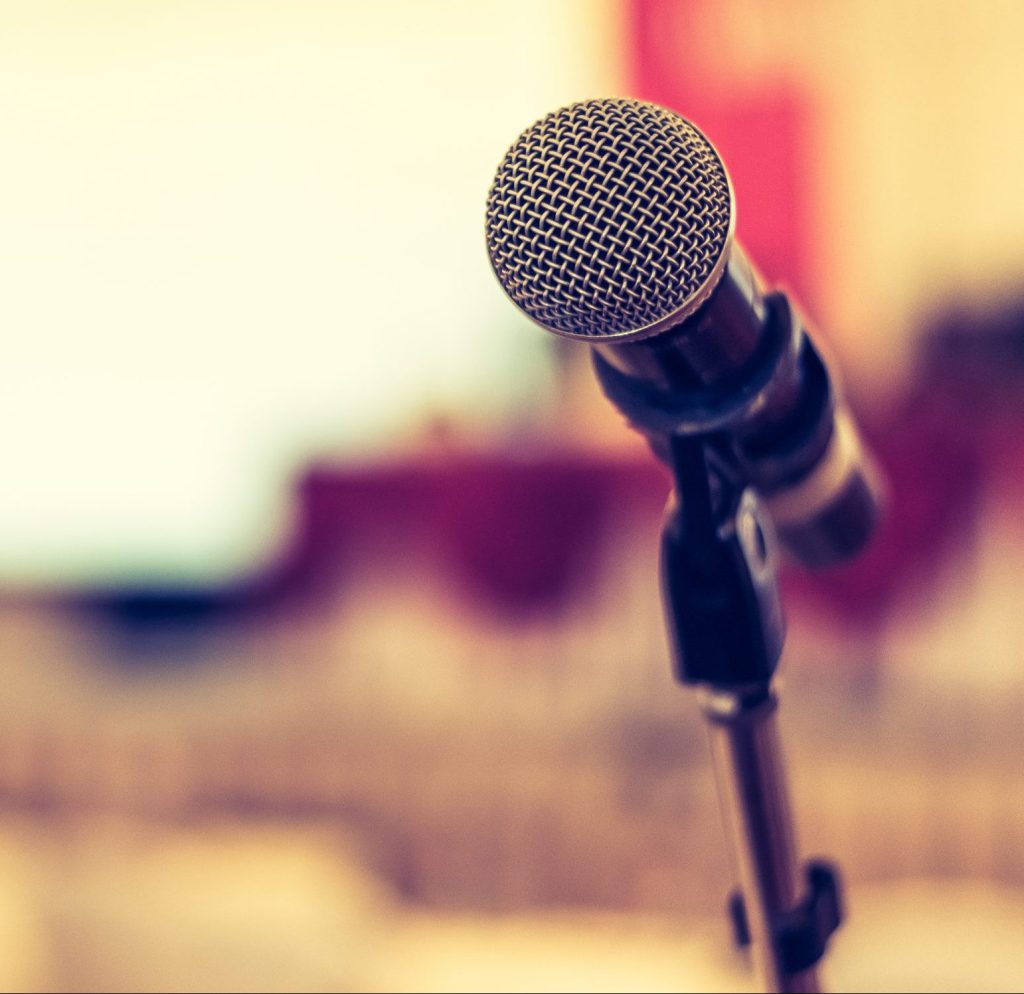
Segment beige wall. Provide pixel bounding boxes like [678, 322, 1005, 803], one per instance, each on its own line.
[696, 0, 1024, 376]
[0, 1, 620, 585]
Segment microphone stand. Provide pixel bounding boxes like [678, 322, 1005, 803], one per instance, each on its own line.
[659, 434, 842, 992]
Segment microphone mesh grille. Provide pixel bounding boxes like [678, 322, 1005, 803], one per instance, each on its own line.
[486, 99, 732, 340]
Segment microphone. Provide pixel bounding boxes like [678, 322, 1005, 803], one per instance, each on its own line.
[485, 98, 882, 567]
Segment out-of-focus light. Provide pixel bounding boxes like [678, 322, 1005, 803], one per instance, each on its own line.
[0, 1, 618, 587]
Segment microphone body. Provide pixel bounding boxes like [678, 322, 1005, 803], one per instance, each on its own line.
[486, 98, 882, 567]
[592, 242, 880, 566]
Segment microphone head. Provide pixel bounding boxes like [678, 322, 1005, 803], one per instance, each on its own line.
[486, 98, 734, 343]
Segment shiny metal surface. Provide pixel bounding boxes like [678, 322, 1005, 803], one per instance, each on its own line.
[700, 687, 820, 993]
[596, 245, 766, 390]
[486, 98, 734, 342]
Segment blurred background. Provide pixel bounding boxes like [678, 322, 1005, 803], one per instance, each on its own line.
[0, 0, 1023, 990]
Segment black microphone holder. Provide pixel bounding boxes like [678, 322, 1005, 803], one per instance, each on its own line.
[659, 432, 841, 991]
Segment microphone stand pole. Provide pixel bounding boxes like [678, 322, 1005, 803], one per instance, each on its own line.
[659, 434, 842, 993]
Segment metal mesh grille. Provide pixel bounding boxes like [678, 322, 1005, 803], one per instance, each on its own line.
[486, 99, 732, 340]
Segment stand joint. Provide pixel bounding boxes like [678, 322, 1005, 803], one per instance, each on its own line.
[730, 860, 844, 974]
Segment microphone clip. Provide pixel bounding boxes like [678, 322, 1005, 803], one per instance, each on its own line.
[660, 434, 785, 688]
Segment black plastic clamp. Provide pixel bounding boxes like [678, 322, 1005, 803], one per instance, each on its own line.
[728, 860, 843, 974]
